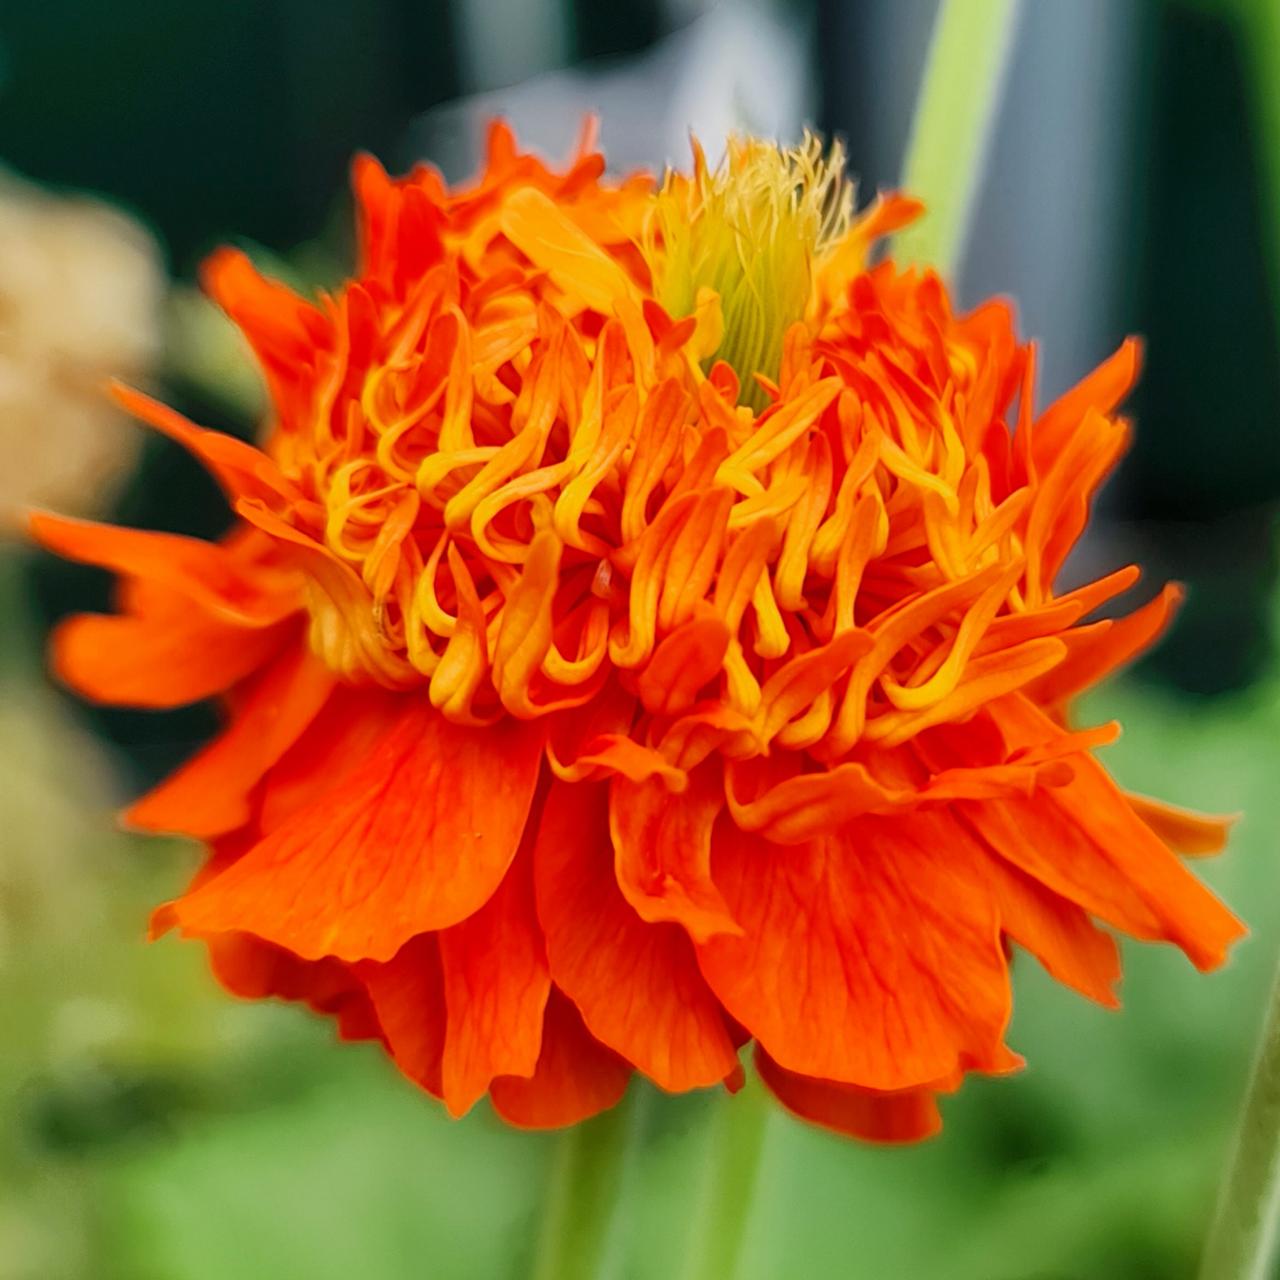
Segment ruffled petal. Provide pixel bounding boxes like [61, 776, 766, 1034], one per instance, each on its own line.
[696, 813, 1015, 1091]
[438, 842, 551, 1116]
[488, 989, 631, 1129]
[755, 1047, 944, 1143]
[126, 643, 334, 837]
[163, 703, 546, 961]
[535, 779, 739, 1091]
[43, 515, 302, 709]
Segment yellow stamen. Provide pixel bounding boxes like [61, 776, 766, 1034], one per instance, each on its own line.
[644, 133, 854, 407]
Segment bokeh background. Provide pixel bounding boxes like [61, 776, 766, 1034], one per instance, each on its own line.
[3, 1, 1280, 1276]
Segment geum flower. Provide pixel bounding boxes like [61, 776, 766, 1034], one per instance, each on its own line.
[33, 124, 1244, 1141]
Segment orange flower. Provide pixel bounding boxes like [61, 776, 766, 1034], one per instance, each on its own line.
[33, 122, 1244, 1140]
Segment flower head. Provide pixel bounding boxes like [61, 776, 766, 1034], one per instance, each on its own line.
[33, 122, 1243, 1139]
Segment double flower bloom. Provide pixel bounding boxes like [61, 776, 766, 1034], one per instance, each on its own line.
[32, 122, 1243, 1140]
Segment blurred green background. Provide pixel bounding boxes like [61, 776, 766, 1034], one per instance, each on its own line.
[3, 1, 1280, 1277]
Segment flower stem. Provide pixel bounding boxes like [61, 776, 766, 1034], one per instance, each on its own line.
[1200, 950, 1280, 1280]
[895, 0, 1024, 278]
[530, 1086, 648, 1280]
[680, 1079, 771, 1280]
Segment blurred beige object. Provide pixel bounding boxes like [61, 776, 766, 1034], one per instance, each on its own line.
[0, 168, 164, 520]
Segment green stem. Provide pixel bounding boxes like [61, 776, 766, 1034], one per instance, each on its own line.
[894, 0, 1024, 278]
[531, 1085, 647, 1280]
[680, 1080, 771, 1280]
[1200, 949, 1280, 1280]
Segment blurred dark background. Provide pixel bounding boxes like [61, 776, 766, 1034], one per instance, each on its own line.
[3, 3, 1280, 1277]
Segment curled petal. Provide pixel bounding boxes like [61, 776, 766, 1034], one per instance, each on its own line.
[236, 498, 416, 686]
[552, 733, 688, 790]
[636, 613, 731, 717]
[491, 530, 563, 717]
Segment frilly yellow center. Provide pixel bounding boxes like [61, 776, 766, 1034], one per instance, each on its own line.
[643, 133, 855, 406]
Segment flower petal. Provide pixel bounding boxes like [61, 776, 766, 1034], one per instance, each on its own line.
[755, 1047, 944, 1143]
[1029, 583, 1183, 710]
[50, 610, 294, 709]
[1032, 337, 1141, 470]
[635, 614, 731, 717]
[29, 512, 299, 627]
[609, 763, 740, 943]
[488, 989, 631, 1129]
[167, 703, 546, 961]
[438, 842, 551, 1117]
[257, 684, 407, 831]
[983, 847, 1120, 1006]
[234, 497, 416, 686]
[957, 697, 1245, 971]
[201, 247, 329, 423]
[125, 644, 334, 838]
[206, 932, 381, 1043]
[108, 381, 299, 507]
[696, 814, 1015, 1091]
[535, 779, 739, 1091]
[498, 186, 638, 315]
[1127, 792, 1235, 857]
[357, 935, 447, 1096]
[725, 750, 1070, 846]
